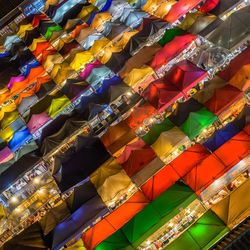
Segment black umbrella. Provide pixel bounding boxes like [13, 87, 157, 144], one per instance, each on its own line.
[53, 135, 110, 192]
[211, 0, 241, 16]
[105, 51, 130, 73]
[23, 28, 41, 46]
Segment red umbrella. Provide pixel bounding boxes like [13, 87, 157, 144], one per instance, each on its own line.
[164, 0, 203, 23]
[165, 60, 208, 98]
[219, 46, 250, 81]
[126, 102, 157, 129]
[204, 85, 244, 116]
[142, 79, 182, 112]
[198, 0, 219, 13]
[150, 34, 197, 70]
[121, 146, 156, 177]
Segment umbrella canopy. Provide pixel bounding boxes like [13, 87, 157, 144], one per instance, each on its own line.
[219, 45, 250, 81]
[188, 14, 218, 34]
[180, 107, 218, 140]
[41, 117, 88, 155]
[179, 11, 204, 31]
[212, 179, 250, 229]
[27, 112, 51, 134]
[164, 0, 203, 23]
[70, 51, 94, 71]
[90, 158, 133, 205]
[203, 123, 242, 152]
[98, 182, 197, 248]
[152, 126, 189, 161]
[158, 27, 186, 46]
[213, 129, 250, 168]
[53, 135, 110, 192]
[126, 102, 157, 129]
[1, 223, 49, 250]
[170, 144, 210, 177]
[101, 120, 136, 155]
[208, 6, 250, 50]
[169, 98, 204, 126]
[198, 0, 220, 13]
[228, 64, 250, 91]
[118, 141, 156, 177]
[86, 66, 114, 86]
[8, 128, 33, 152]
[83, 191, 149, 249]
[183, 154, 230, 194]
[141, 164, 180, 201]
[165, 210, 229, 250]
[150, 34, 197, 70]
[204, 85, 244, 116]
[142, 80, 182, 111]
[46, 95, 71, 118]
[164, 60, 208, 98]
[142, 117, 175, 145]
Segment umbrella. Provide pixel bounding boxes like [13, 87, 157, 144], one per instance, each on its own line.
[124, 11, 148, 28]
[180, 107, 218, 140]
[150, 34, 197, 70]
[142, 117, 175, 145]
[188, 14, 217, 34]
[164, 0, 203, 23]
[228, 64, 250, 91]
[208, 6, 250, 50]
[70, 51, 94, 71]
[53, 135, 110, 192]
[169, 98, 204, 126]
[152, 126, 189, 161]
[165, 60, 208, 98]
[90, 158, 133, 204]
[179, 11, 204, 31]
[142, 80, 182, 111]
[204, 85, 244, 116]
[46, 95, 71, 118]
[198, 0, 219, 13]
[27, 112, 51, 134]
[165, 211, 229, 250]
[91, 12, 112, 30]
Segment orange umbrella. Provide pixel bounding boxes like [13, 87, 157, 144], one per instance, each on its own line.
[229, 64, 250, 91]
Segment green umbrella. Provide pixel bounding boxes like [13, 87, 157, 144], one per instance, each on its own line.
[165, 210, 229, 250]
[44, 25, 62, 40]
[180, 107, 218, 140]
[142, 118, 174, 145]
[121, 182, 197, 247]
[158, 28, 186, 47]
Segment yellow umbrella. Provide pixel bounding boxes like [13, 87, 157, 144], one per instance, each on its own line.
[47, 95, 71, 118]
[90, 158, 133, 205]
[0, 103, 17, 121]
[44, 0, 59, 10]
[154, 0, 177, 19]
[91, 12, 112, 31]
[70, 51, 94, 71]
[90, 37, 111, 56]
[142, 0, 163, 14]
[29, 37, 47, 51]
[212, 179, 250, 229]
[0, 110, 19, 129]
[179, 11, 204, 31]
[17, 24, 34, 38]
[0, 205, 6, 220]
[98, 45, 121, 64]
[114, 30, 138, 50]
[44, 53, 64, 71]
[66, 238, 86, 250]
[151, 126, 189, 162]
[124, 66, 155, 87]
[229, 64, 250, 91]
[78, 5, 97, 21]
[51, 62, 75, 85]
[0, 126, 14, 142]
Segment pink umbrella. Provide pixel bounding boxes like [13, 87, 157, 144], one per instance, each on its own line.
[27, 112, 51, 134]
[80, 60, 102, 79]
[0, 147, 13, 163]
[8, 76, 25, 89]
